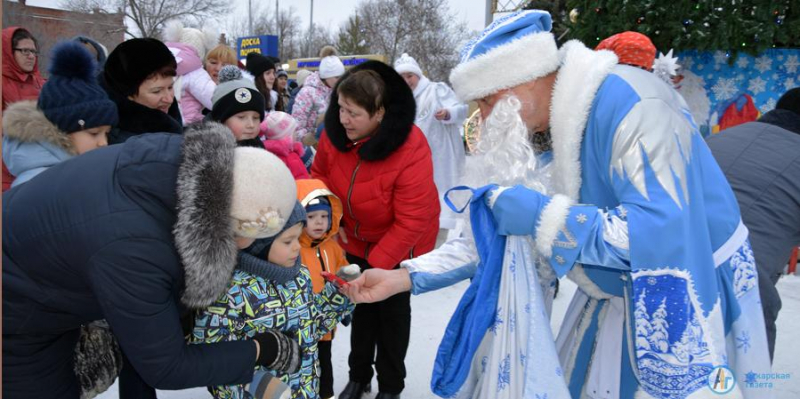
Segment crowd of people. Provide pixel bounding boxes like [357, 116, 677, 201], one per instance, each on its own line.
[2, 8, 799, 399]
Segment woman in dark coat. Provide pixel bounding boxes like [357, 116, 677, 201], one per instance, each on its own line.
[101, 38, 183, 144]
[2, 123, 300, 398]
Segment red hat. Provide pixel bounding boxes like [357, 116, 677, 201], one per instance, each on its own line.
[596, 32, 656, 71]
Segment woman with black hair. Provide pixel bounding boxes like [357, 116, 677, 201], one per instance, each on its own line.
[311, 61, 440, 399]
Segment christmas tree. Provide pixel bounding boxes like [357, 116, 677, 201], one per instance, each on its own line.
[560, 0, 799, 60]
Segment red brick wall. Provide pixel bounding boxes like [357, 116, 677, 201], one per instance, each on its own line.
[3, 1, 125, 77]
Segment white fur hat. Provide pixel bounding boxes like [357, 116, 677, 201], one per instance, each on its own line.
[449, 10, 559, 102]
[164, 20, 218, 59]
[394, 53, 423, 78]
[319, 56, 345, 79]
[230, 147, 297, 239]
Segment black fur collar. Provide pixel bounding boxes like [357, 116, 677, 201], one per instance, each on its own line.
[103, 80, 183, 144]
[324, 61, 416, 161]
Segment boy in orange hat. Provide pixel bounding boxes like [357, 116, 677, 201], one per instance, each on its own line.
[296, 178, 354, 399]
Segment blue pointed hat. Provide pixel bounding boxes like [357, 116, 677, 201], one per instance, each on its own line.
[449, 10, 559, 102]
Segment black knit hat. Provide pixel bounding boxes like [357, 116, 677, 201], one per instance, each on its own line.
[211, 65, 265, 123]
[37, 41, 118, 133]
[103, 38, 176, 97]
[245, 52, 275, 77]
[776, 88, 800, 115]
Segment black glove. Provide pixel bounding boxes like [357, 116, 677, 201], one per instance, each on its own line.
[254, 330, 301, 374]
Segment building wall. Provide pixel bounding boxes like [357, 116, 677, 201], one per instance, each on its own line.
[3, 1, 125, 77]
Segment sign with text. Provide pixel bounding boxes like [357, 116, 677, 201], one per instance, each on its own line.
[237, 35, 279, 60]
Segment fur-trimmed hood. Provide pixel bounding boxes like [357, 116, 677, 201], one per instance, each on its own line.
[173, 121, 239, 308]
[2, 100, 76, 187]
[324, 60, 417, 161]
[2, 100, 75, 153]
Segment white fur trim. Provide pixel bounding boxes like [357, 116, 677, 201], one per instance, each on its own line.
[563, 296, 599, 384]
[568, 265, 614, 300]
[534, 194, 573, 257]
[550, 41, 618, 200]
[449, 32, 559, 101]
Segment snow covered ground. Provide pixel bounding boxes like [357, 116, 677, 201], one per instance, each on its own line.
[99, 273, 800, 399]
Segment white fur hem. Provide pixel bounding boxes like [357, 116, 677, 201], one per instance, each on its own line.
[568, 265, 614, 300]
[634, 386, 744, 399]
[449, 32, 559, 102]
[534, 194, 573, 257]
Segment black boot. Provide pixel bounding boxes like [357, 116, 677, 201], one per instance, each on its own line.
[338, 381, 371, 399]
[375, 393, 401, 399]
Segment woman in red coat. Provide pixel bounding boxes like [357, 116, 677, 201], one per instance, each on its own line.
[311, 61, 439, 399]
[3, 27, 46, 191]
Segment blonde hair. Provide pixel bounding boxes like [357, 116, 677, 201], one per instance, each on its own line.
[206, 44, 237, 65]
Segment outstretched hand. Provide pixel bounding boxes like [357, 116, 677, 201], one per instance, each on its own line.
[343, 268, 412, 304]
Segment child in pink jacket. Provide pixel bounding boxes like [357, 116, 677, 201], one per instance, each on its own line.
[261, 111, 310, 180]
[164, 21, 218, 125]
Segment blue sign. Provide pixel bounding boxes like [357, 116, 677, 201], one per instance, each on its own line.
[296, 57, 372, 68]
[237, 35, 279, 59]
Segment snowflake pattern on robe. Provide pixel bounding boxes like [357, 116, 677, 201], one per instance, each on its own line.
[632, 269, 717, 399]
[497, 355, 511, 392]
[730, 240, 757, 299]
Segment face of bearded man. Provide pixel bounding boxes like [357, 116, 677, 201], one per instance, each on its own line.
[464, 94, 553, 194]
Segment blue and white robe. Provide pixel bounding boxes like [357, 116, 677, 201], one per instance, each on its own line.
[403, 41, 771, 399]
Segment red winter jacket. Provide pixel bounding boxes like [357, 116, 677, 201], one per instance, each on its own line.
[3, 27, 46, 191]
[3, 27, 45, 110]
[311, 126, 440, 269]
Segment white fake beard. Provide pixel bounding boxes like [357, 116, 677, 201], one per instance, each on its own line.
[463, 95, 551, 194]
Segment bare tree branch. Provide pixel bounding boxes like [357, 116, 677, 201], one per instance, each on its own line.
[62, 0, 230, 38]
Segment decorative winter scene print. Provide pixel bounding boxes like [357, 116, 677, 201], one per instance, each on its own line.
[632, 269, 719, 398]
[675, 49, 800, 136]
[729, 240, 758, 299]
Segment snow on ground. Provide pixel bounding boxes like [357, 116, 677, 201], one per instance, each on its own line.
[99, 274, 800, 399]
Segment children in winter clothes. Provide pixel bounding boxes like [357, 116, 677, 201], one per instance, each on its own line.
[164, 21, 219, 125]
[210, 65, 266, 147]
[2, 41, 117, 188]
[287, 69, 312, 114]
[296, 179, 351, 399]
[292, 47, 345, 144]
[261, 112, 310, 179]
[193, 201, 355, 399]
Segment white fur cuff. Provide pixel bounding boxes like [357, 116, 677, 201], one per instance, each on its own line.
[534, 194, 574, 258]
[449, 32, 560, 102]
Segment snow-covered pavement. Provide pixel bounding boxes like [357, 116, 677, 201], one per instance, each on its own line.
[99, 274, 800, 399]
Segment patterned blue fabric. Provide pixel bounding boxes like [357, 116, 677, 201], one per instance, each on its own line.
[575, 65, 766, 398]
[193, 268, 354, 399]
[431, 185, 505, 397]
